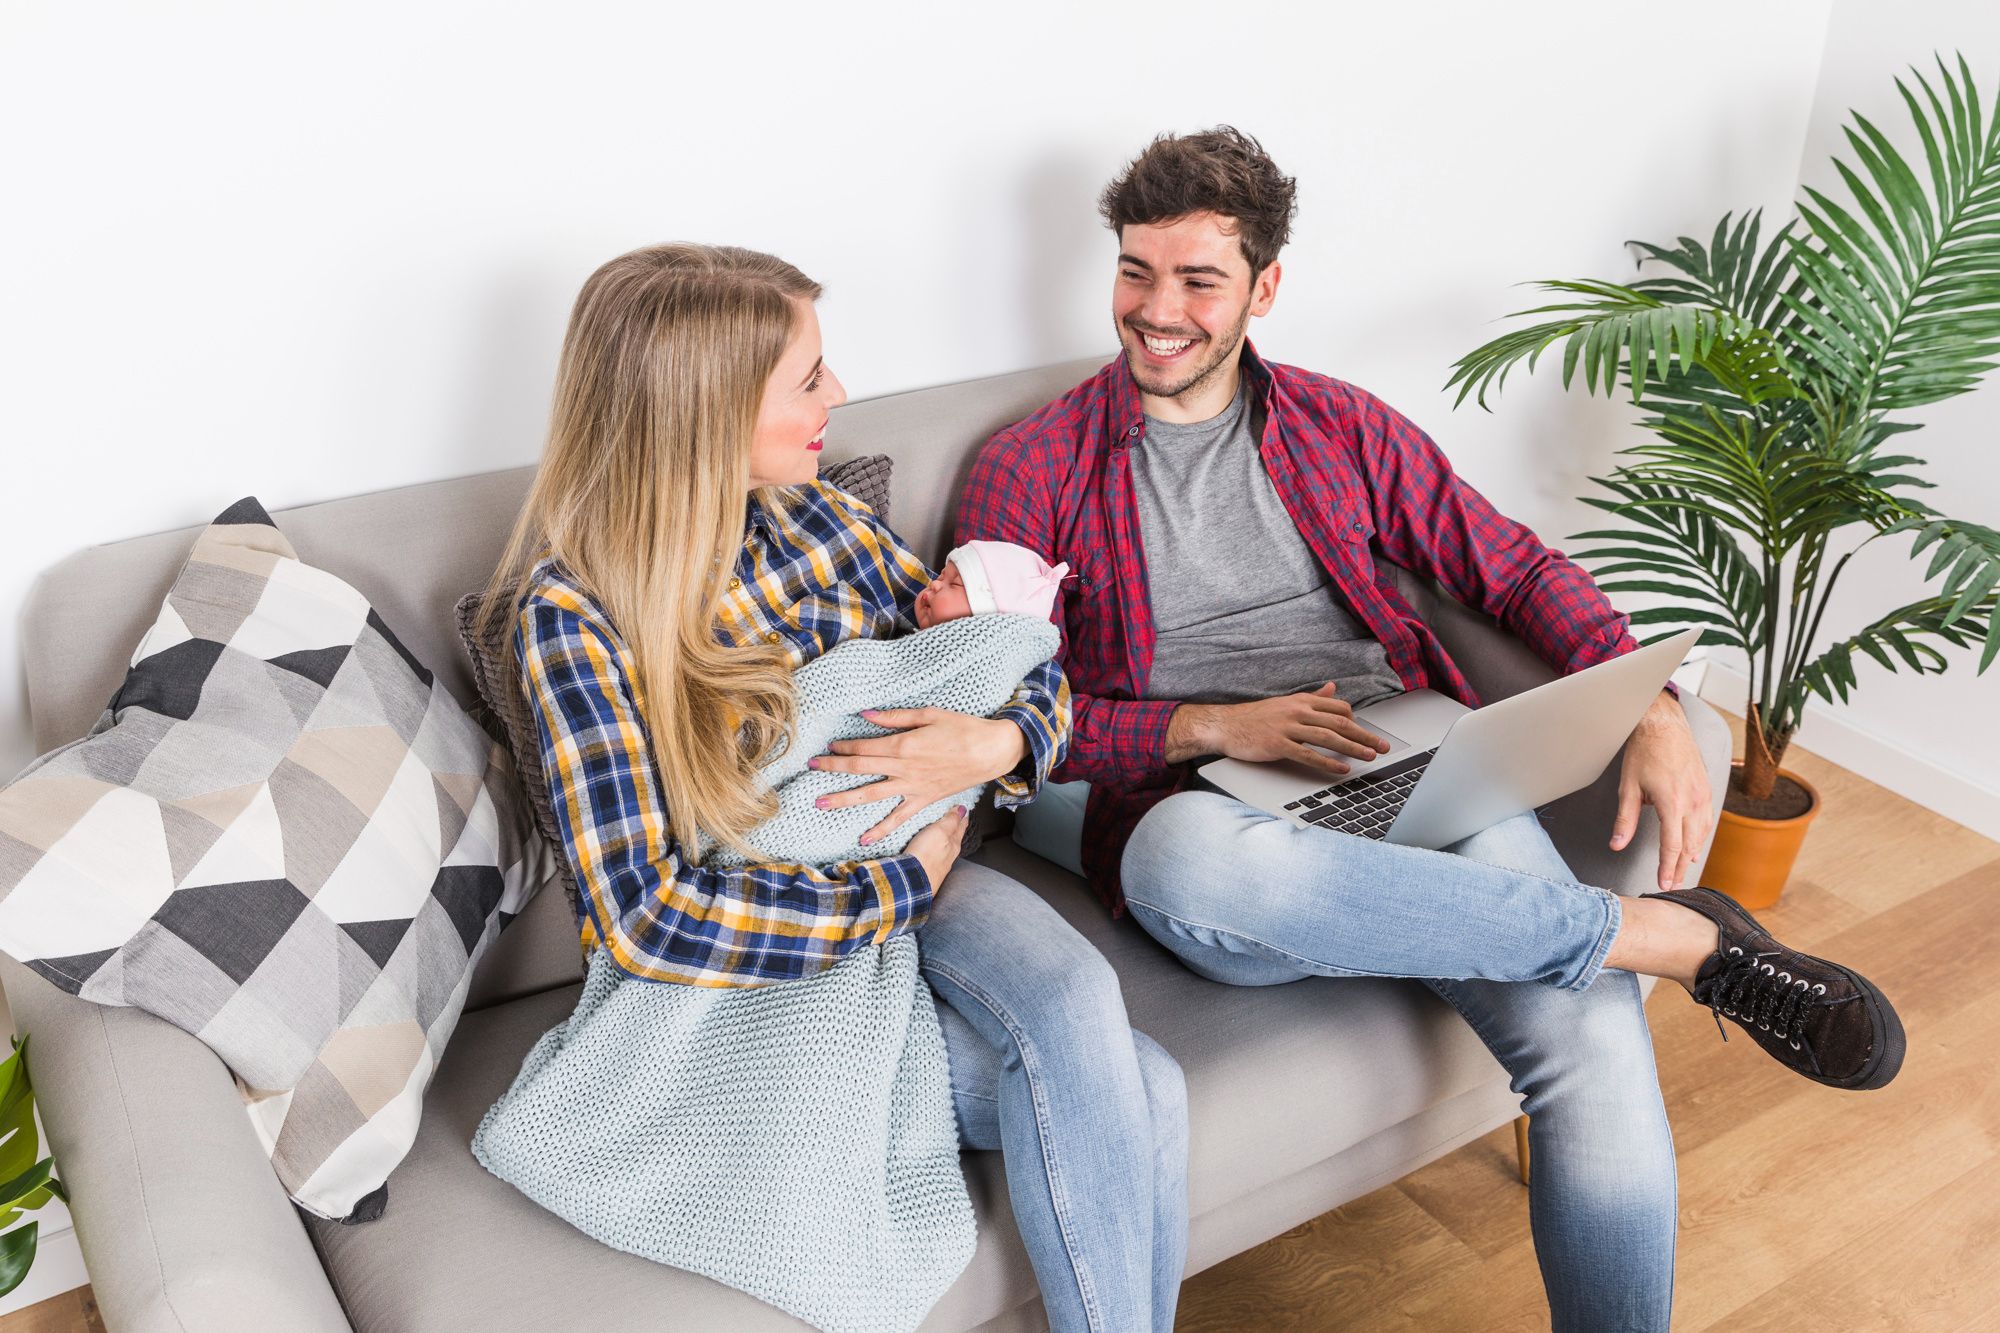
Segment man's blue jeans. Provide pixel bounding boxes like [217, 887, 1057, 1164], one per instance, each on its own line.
[1122, 791, 1677, 1333]
[920, 861, 1190, 1333]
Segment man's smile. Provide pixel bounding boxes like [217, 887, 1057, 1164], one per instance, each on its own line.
[1129, 321, 1206, 365]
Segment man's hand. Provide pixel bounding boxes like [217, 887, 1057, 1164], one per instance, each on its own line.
[1615, 690, 1713, 892]
[809, 708, 1028, 846]
[1165, 682, 1391, 775]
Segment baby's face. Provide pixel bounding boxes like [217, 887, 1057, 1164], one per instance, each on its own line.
[914, 564, 973, 628]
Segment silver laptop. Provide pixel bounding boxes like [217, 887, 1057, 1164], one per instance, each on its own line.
[1200, 630, 1699, 849]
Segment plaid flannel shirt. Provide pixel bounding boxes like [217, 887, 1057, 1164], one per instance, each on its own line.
[519, 480, 1070, 986]
[955, 344, 1644, 914]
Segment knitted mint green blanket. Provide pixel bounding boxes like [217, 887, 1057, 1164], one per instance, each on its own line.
[473, 613, 1060, 1333]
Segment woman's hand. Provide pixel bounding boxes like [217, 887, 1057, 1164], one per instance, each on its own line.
[904, 805, 969, 894]
[809, 708, 1028, 844]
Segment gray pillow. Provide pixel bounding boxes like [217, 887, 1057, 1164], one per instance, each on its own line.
[821, 453, 893, 522]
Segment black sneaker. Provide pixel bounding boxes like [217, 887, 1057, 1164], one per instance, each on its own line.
[1643, 886, 1906, 1091]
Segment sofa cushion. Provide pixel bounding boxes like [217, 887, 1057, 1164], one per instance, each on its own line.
[0, 498, 548, 1222]
[307, 843, 1509, 1332]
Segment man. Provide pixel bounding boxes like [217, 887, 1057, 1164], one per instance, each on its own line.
[956, 127, 1903, 1332]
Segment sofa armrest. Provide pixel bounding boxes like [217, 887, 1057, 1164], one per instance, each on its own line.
[0, 957, 351, 1333]
[1382, 561, 1733, 896]
[1541, 691, 1733, 897]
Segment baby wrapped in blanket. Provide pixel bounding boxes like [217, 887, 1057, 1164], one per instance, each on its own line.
[709, 539, 1070, 868]
[474, 540, 1069, 1333]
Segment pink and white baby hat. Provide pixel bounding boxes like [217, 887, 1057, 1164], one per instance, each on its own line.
[946, 541, 1070, 622]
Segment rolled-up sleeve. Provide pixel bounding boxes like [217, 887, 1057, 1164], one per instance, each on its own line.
[992, 659, 1071, 806]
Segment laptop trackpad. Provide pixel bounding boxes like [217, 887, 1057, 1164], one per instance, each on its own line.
[1305, 723, 1411, 765]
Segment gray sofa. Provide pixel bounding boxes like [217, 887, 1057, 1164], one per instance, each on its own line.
[2, 356, 1731, 1333]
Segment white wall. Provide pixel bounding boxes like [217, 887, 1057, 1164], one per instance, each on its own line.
[0, 0, 1835, 780]
[1707, 0, 2000, 813]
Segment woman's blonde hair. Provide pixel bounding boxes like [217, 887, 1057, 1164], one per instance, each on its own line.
[484, 243, 819, 854]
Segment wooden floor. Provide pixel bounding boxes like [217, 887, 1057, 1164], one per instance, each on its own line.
[6, 726, 1994, 1333]
[0, 1289, 100, 1333]
[1177, 723, 2000, 1333]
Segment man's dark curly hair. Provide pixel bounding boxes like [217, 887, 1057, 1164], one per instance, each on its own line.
[1098, 126, 1297, 275]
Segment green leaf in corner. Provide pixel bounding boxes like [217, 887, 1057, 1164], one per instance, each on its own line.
[0, 1063, 39, 1189]
[0, 1160, 59, 1212]
[0, 1221, 37, 1300]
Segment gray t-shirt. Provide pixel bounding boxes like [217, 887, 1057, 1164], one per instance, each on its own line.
[1130, 385, 1405, 708]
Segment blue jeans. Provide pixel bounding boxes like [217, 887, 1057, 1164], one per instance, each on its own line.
[1122, 792, 1677, 1333]
[919, 861, 1190, 1333]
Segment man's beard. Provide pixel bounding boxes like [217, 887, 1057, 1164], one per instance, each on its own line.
[1122, 297, 1253, 401]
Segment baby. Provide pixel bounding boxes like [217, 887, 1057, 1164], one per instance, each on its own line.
[710, 539, 1068, 868]
[914, 540, 1069, 628]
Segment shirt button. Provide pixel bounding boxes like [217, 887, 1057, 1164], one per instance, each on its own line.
[765, 631, 782, 644]
[1127, 425, 1141, 437]
[729, 578, 742, 589]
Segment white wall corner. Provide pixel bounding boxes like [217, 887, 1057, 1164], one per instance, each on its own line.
[1698, 660, 2000, 842]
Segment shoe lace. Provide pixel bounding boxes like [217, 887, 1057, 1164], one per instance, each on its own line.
[1701, 946, 1827, 1051]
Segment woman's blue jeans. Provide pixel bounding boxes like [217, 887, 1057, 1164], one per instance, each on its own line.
[1122, 791, 1677, 1333]
[919, 861, 1189, 1333]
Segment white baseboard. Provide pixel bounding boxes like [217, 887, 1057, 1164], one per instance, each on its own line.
[1698, 661, 2000, 842]
[0, 1224, 89, 1315]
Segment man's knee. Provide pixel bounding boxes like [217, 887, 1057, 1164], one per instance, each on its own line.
[1515, 973, 1663, 1112]
[1122, 790, 1257, 914]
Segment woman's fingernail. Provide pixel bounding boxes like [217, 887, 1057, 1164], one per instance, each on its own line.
[955, 806, 968, 817]
[861, 710, 878, 718]
[807, 758, 820, 769]
[859, 834, 873, 845]
[815, 798, 830, 809]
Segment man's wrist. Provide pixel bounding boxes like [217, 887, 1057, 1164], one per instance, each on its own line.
[1164, 703, 1216, 765]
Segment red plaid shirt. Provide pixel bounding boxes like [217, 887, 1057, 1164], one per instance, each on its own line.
[956, 344, 1643, 914]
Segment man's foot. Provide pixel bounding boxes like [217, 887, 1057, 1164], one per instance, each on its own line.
[1643, 886, 1905, 1090]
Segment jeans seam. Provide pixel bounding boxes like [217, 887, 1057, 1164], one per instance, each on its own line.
[923, 957, 1105, 1332]
[1124, 898, 1401, 980]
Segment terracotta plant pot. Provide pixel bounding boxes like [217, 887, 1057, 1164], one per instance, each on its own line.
[1698, 763, 1821, 910]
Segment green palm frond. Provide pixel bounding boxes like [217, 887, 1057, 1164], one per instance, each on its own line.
[1629, 210, 1801, 329]
[1445, 282, 1740, 409]
[1783, 55, 2000, 410]
[1790, 592, 1998, 725]
[1573, 477, 1764, 652]
[1888, 515, 2000, 667]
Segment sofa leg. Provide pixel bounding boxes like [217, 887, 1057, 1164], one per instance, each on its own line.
[1514, 1114, 1530, 1186]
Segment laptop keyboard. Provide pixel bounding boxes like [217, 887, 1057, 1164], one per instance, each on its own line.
[1282, 753, 1435, 840]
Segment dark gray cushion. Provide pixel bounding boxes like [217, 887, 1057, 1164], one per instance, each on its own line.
[819, 453, 895, 523]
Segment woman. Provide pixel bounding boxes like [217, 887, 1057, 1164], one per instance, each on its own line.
[483, 243, 1188, 1333]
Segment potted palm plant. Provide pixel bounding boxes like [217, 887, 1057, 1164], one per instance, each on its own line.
[1448, 55, 2000, 906]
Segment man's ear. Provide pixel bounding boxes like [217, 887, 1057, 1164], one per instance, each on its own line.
[1250, 261, 1282, 317]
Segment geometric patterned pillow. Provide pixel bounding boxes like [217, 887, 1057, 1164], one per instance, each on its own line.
[0, 498, 547, 1222]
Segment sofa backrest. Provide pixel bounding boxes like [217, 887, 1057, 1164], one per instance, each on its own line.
[19, 354, 1109, 1008]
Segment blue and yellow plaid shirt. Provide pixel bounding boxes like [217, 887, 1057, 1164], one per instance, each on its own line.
[518, 480, 1070, 987]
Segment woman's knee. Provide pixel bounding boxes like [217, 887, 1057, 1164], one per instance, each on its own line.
[920, 865, 1129, 1032]
[1131, 1030, 1189, 1148]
